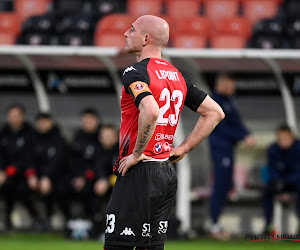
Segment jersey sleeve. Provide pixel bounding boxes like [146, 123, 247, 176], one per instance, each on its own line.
[122, 64, 152, 108]
[183, 74, 207, 112]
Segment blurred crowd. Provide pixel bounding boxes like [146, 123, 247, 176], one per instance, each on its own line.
[0, 104, 118, 237]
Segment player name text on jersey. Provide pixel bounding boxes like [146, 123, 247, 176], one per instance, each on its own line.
[155, 70, 180, 81]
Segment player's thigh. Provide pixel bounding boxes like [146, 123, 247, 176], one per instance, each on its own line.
[105, 165, 151, 248]
[149, 163, 177, 246]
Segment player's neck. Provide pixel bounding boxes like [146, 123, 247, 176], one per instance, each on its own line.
[136, 48, 162, 62]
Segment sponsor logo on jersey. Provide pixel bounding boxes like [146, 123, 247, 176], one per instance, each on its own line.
[123, 66, 136, 75]
[155, 70, 180, 81]
[134, 82, 145, 91]
[155, 133, 174, 141]
[158, 221, 168, 234]
[142, 223, 151, 237]
[155, 60, 168, 65]
[163, 142, 172, 151]
[154, 142, 162, 154]
[120, 227, 135, 236]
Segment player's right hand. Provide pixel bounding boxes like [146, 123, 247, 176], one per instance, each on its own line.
[119, 153, 151, 176]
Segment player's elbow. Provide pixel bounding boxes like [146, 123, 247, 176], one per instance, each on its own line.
[139, 95, 160, 121]
[210, 105, 225, 124]
[146, 104, 159, 121]
[217, 107, 225, 122]
[140, 101, 159, 122]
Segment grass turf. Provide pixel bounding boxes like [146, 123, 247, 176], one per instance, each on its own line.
[0, 233, 300, 250]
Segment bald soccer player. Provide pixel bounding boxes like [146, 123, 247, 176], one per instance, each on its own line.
[104, 15, 225, 250]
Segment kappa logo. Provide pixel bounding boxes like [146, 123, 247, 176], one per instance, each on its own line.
[142, 223, 151, 237]
[123, 66, 136, 75]
[155, 70, 180, 81]
[120, 227, 135, 236]
[158, 221, 168, 234]
[154, 142, 162, 154]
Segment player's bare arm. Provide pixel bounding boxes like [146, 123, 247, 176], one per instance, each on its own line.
[119, 95, 159, 176]
[170, 95, 225, 163]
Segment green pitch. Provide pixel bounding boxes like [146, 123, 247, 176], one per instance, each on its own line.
[0, 233, 300, 250]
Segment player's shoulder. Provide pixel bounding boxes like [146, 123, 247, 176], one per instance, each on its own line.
[122, 58, 150, 77]
[122, 59, 151, 91]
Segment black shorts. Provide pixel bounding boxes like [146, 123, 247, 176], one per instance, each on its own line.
[104, 160, 177, 249]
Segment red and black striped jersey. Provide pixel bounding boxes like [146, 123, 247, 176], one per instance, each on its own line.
[114, 58, 207, 173]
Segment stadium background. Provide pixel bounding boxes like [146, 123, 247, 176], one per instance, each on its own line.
[0, 0, 300, 249]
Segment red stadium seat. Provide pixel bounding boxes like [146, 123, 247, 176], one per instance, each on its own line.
[128, 0, 163, 17]
[165, 0, 202, 20]
[15, 0, 49, 22]
[96, 14, 133, 34]
[176, 17, 210, 35]
[204, 0, 239, 24]
[210, 35, 247, 49]
[213, 17, 251, 38]
[242, 0, 279, 26]
[0, 32, 17, 45]
[95, 32, 125, 49]
[173, 34, 207, 48]
[0, 13, 21, 36]
[172, 17, 210, 48]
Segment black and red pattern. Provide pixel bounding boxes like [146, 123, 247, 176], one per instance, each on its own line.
[118, 57, 207, 165]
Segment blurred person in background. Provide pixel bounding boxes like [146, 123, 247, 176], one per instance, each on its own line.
[208, 73, 256, 240]
[70, 108, 101, 220]
[263, 124, 300, 234]
[0, 104, 39, 231]
[94, 125, 118, 199]
[32, 113, 69, 231]
[91, 125, 119, 237]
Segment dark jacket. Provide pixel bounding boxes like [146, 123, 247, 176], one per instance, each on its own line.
[32, 126, 68, 180]
[268, 139, 300, 183]
[209, 92, 249, 151]
[0, 122, 34, 178]
[71, 129, 98, 179]
[94, 143, 119, 180]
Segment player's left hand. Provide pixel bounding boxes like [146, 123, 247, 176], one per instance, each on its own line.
[119, 153, 151, 176]
[170, 147, 186, 163]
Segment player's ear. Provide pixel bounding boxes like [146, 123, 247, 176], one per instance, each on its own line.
[143, 34, 150, 46]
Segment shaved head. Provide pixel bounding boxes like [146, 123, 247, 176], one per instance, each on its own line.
[124, 15, 169, 58]
[134, 15, 169, 47]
